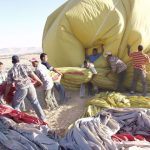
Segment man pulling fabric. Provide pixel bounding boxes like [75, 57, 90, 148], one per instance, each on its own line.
[30, 58, 58, 110]
[4, 55, 46, 121]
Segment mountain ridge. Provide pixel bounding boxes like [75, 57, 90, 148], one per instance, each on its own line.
[0, 47, 42, 56]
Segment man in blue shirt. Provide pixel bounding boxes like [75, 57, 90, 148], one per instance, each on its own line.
[85, 44, 104, 63]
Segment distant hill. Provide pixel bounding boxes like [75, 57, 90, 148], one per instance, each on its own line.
[0, 47, 42, 56]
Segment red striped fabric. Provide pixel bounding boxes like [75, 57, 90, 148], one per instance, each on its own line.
[129, 52, 150, 70]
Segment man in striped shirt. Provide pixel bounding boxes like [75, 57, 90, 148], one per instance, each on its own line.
[127, 45, 150, 96]
[105, 52, 127, 92]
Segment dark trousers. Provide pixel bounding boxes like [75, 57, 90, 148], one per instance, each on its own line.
[54, 82, 66, 102]
[116, 70, 126, 91]
[131, 68, 147, 95]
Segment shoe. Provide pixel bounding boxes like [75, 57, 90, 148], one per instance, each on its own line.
[130, 91, 135, 94]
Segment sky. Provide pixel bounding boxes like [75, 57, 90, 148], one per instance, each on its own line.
[0, 0, 67, 48]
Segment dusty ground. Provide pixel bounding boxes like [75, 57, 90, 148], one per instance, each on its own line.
[0, 54, 89, 136]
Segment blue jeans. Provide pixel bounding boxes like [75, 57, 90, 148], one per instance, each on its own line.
[54, 83, 66, 102]
[12, 84, 46, 120]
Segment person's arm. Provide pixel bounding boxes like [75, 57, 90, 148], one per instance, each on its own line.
[26, 65, 43, 86]
[3, 83, 12, 100]
[53, 68, 63, 76]
[45, 63, 63, 76]
[106, 69, 116, 77]
[127, 45, 131, 56]
[29, 72, 43, 86]
[106, 59, 116, 76]
[85, 48, 89, 59]
[148, 56, 150, 63]
[100, 44, 105, 53]
[145, 55, 150, 64]
[3, 71, 13, 100]
[89, 65, 97, 80]
[111, 63, 117, 73]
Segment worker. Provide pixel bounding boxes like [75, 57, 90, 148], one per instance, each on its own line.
[85, 44, 104, 63]
[40, 53, 67, 103]
[30, 58, 58, 110]
[80, 60, 98, 98]
[104, 51, 127, 92]
[4, 55, 46, 121]
[127, 45, 150, 96]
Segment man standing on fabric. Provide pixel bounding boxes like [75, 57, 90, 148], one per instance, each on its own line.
[127, 45, 150, 96]
[104, 52, 127, 92]
[40, 53, 67, 103]
[30, 58, 58, 110]
[80, 60, 98, 98]
[4, 55, 46, 121]
[85, 44, 104, 63]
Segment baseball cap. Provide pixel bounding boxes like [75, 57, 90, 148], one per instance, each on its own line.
[30, 58, 39, 62]
[104, 51, 112, 57]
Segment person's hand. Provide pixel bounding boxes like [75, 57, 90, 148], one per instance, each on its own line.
[60, 73, 64, 78]
[52, 74, 62, 83]
[34, 81, 43, 88]
[59, 72, 63, 77]
[3, 95, 7, 103]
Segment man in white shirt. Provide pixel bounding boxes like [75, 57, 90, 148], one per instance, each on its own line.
[80, 60, 98, 98]
[30, 58, 58, 110]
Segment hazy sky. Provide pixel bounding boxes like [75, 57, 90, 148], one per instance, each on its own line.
[0, 0, 67, 48]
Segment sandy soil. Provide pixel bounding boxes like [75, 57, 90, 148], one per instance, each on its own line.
[0, 54, 89, 136]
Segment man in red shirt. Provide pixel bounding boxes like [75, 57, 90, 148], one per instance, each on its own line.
[127, 45, 150, 96]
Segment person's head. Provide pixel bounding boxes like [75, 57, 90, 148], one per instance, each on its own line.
[138, 45, 143, 51]
[83, 60, 89, 68]
[12, 55, 19, 64]
[40, 53, 48, 62]
[104, 51, 112, 59]
[92, 48, 98, 55]
[0, 62, 4, 72]
[30, 58, 39, 67]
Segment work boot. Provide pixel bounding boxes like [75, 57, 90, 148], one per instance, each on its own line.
[130, 91, 135, 94]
